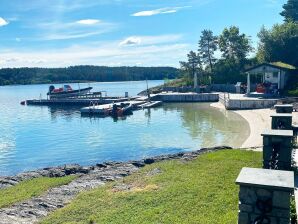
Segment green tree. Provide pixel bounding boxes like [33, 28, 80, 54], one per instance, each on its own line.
[257, 22, 298, 66]
[187, 51, 202, 76]
[280, 0, 298, 22]
[179, 51, 202, 85]
[218, 26, 252, 64]
[198, 29, 218, 72]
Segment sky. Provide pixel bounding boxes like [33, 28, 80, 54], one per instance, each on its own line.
[0, 0, 286, 68]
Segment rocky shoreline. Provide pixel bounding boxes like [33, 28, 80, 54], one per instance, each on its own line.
[0, 146, 232, 224]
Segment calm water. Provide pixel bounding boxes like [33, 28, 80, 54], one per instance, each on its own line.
[0, 81, 249, 176]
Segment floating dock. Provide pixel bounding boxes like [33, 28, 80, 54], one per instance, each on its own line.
[26, 97, 130, 106]
[140, 101, 162, 108]
[80, 100, 163, 115]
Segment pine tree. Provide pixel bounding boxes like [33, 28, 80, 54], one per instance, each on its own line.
[198, 30, 217, 72]
[280, 0, 298, 22]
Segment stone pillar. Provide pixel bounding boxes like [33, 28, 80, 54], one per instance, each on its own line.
[271, 114, 293, 130]
[262, 129, 293, 170]
[275, 104, 293, 114]
[278, 70, 281, 90]
[194, 72, 198, 89]
[236, 167, 294, 224]
[246, 73, 251, 95]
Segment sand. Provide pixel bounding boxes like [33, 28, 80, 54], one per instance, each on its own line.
[210, 102, 298, 149]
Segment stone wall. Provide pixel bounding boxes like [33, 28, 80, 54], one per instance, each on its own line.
[226, 99, 278, 110]
[156, 93, 219, 102]
[239, 186, 291, 224]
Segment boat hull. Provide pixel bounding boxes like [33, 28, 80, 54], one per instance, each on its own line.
[48, 87, 92, 99]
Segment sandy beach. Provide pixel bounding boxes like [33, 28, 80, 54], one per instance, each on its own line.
[211, 102, 298, 149]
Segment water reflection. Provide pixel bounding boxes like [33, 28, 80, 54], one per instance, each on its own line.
[0, 81, 250, 175]
[47, 106, 81, 120]
[163, 103, 249, 147]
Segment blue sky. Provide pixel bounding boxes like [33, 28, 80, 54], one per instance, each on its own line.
[0, 0, 285, 68]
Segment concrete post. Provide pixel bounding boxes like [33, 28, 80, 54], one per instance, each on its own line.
[271, 114, 293, 130]
[194, 72, 198, 89]
[278, 70, 281, 90]
[246, 73, 251, 95]
[262, 129, 293, 170]
[236, 167, 294, 224]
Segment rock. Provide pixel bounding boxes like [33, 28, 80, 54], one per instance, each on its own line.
[96, 163, 107, 168]
[63, 164, 82, 175]
[144, 158, 155, 164]
[0, 146, 233, 223]
[131, 161, 145, 167]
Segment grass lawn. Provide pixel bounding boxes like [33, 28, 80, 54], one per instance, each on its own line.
[41, 149, 262, 224]
[0, 175, 76, 208]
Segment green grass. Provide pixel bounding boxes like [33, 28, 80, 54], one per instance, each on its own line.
[0, 175, 76, 208]
[41, 150, 262, 224]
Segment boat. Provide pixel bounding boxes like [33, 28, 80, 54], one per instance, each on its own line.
[110, 103, 133, 117]
[47, 85, 92, 99]
[80, 102, 134, 117]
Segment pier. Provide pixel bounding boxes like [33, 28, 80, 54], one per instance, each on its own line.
[25, 92, 293, 111]
[25, 92, 220, 107]
[26, 97, 131, 106]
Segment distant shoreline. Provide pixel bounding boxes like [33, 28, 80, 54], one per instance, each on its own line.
[0, 79, 166, 87]
[0, 66, 178, 86]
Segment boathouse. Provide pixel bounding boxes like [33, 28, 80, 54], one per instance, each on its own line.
[245, 62, 296, 95]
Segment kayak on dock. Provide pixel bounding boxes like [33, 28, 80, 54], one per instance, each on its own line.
[48, 85, 92, 99]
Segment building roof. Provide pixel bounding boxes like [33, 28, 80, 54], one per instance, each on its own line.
[245, 62, 296, 73]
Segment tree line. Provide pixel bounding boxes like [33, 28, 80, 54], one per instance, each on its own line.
[180, 0, 298, 86]
[0, 66, 178, 85]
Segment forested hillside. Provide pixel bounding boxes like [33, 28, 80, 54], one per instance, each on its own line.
[0, 66, 178, 85]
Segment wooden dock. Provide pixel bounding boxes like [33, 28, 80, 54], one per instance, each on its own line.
[26, 97, 130, 106]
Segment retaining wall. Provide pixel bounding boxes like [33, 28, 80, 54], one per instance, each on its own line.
[155, 93, 219, 102]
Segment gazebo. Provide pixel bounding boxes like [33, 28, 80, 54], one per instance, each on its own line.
[244, 62, 296, 96]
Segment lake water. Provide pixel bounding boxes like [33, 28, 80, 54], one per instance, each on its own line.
[0, 80, 249, 176]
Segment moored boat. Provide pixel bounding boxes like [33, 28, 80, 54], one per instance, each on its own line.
[47, 85, 92, 99]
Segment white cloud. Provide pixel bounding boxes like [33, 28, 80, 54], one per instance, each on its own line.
[132, 6, 191, 17]
[0, 17, 9, 26]
[120, 34, 183, 46]
[0, 35, 190, 68]
[43, 31, 105, 41]
[35, 20, 116, 41]
[120, 37, 142, 46]
[76, 19, 101, 25]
